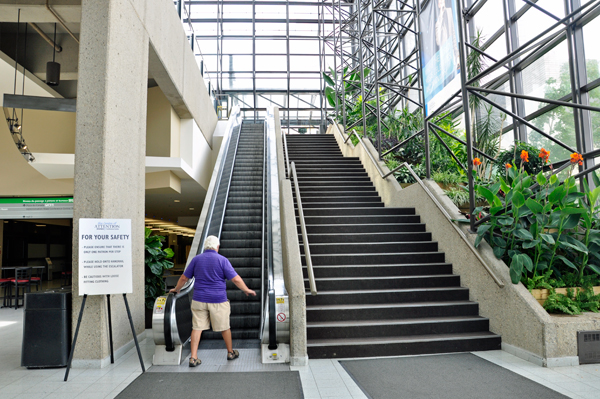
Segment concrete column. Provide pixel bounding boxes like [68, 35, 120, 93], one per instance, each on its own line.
[72, 0, 149, 367]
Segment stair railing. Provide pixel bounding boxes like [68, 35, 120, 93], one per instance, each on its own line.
[282, 128, 291, 179]
[290, 161, 317, 295]
[330, 120, 505, 288]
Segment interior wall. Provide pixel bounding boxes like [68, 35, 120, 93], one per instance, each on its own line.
[146, 86, 180, 157]
[0, 121, 74, 196]
[23, 109, 76, 153]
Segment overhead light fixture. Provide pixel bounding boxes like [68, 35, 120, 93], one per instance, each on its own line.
[189, 207, 194, 210]
[46, 23, 60, 86]
[174, 200, 180, 203]
[4, 11, 35, 164]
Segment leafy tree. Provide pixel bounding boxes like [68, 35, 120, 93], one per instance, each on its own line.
[531, 60, 600, 161]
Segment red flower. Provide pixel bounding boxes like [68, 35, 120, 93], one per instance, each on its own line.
[570, 152, 583, 166]
[473, 158, 482, 167]
[539, 148, 550, 163]
[520, 150, 529, 163]
[505, 163, 512, 169]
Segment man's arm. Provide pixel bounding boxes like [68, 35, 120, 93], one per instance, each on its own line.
[231, 275, 256, 296]
[169, 274, 190, 294]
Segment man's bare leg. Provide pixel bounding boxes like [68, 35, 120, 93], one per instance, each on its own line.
[190, 329, 202, 360]
[221, 329, 233, 353]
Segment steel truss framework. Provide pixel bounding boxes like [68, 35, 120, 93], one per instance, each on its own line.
[178, 0, 336, 130]
[326, 0, 600, 231]
[323, 0, 422, 156]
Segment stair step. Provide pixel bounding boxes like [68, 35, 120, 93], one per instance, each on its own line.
[305, 287, 469, 306]
[304, 252, 445, 266]
[306, 332, 501, 358]
[305, 301, 480, 322]
[301, 223, 426, 234]
[305, 274, 460, 290]
[305, 232, 432, 243]
[302, 242, 438, 255]
[299, 215, 420, 224]
[303, 263, 453, 278]
[306, 316, 490, 340]
[301, 202, 385, 209]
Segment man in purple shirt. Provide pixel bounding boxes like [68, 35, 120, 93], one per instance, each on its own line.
[170, 235, 256, 366]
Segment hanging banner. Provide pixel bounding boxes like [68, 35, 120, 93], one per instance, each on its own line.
[419, 0, 461, 117]
[78, 219, 132, 296]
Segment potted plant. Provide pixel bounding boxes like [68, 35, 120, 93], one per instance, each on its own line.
[144, 227, 174, 327]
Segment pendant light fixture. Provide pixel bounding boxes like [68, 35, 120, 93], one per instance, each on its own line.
[46, 23, 60, 86]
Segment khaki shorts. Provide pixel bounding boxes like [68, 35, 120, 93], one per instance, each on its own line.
[191, 300, 231, 332]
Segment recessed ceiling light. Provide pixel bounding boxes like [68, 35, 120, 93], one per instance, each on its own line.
[189, 208, 194, 210]
[174, 200, 180, 203]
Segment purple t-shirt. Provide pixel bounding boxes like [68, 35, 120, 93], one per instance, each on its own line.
[183, 250, 238, 303]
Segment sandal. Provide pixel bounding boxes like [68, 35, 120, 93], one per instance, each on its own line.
[227, 350, 239, 361]
[189, 357, 201, 367]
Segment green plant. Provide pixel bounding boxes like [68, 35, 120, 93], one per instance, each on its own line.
[444, 187, 470, 207]
[543, 288, 583, 315]
[433, 171, 465, 187]
[145, 228, 174, 309]
[474, 159, 600, 288]
[495, 142, 545, 176]
[543, 284, 600, 315]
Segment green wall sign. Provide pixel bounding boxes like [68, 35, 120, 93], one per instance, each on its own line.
[0, 197, 73, 219]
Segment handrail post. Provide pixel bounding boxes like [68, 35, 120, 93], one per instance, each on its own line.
[291, 162, 316, 295]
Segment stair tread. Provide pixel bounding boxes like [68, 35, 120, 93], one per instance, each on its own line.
[306, 300, 477, 311]
[305, 263, 452, 268]
[308, 274, 457, 282]
[307, 315, 489, 328]
[307, 331, 500, 346]
[311, 287, 466, 295]
[305, 251, 445, 257]
[304, 241, 438, 247]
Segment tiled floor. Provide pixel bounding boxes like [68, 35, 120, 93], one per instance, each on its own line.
[2, 305, 600, 398]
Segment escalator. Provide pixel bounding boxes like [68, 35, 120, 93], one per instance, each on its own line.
[152, 108, 285, 363]
[202, 121, 263, 343]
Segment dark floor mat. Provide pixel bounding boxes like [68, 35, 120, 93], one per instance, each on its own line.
[116, 371, 303, 399]
[340, 353, 568, 399]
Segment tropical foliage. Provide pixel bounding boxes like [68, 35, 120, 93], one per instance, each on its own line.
[472, 150, 600, 313]
[144, 228, 175, 309]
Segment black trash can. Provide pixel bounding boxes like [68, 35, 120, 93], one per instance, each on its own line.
[22, 291, 71, 368]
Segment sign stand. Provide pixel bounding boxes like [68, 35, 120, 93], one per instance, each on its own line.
[64, 218, 139, 381]
[64, 294, 145, 381]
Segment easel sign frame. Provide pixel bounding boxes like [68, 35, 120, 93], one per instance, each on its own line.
[64, 218, 144, 381]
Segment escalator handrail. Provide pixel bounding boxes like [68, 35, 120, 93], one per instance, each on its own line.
[260, 118, 266, 339]
[176, 105, 242, 300]
[158, 106, 241, 350]
[266, 108, 277, 350]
